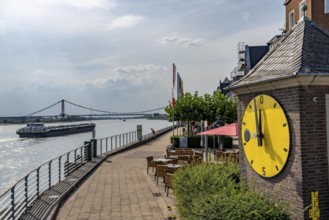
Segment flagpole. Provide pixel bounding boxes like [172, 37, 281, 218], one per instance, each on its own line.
[172, 63, 176, 142]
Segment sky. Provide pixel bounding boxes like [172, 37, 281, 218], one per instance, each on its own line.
[0, 0, 285, 116]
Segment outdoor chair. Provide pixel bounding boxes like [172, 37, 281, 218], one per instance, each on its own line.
[190, 155, 202, 164]
[194, 151, 203, 158]
[146, 156, 156, 174]
[182, 150, 193, 156]
[171, 151, 183, 156]
[178, 160, 189, 166]
[216, 150, 225, 161]
[165, 173, 175, 196]
[227, 153, 239, 163]
[155, 164, 168, 184]
[154, 161, 167, 180]
[178, 155, 190, 162]
[170, 158, 178, 164]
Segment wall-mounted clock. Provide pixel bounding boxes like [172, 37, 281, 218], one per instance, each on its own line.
[241, 94, 290, 178]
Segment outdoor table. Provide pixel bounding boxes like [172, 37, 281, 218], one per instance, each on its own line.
[168, 155, 179, 159]
[153, 158, 172, 163]
[165, 164, 184, 169]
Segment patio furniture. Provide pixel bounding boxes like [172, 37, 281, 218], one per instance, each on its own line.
[155, 164, 169, 184]
[165, 173, 175, 197]
[182, 150, 193, 156]
[178, 160, 189, 166]
[177, 155, 190, 162]
[190, 155, 202, 164]
[216, 150, 225, 161]
[146, 156, 156, 174]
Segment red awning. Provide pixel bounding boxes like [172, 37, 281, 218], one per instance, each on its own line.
[197, 123, 238, 137]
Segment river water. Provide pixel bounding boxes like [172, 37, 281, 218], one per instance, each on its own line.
[0, 119, 170, 194]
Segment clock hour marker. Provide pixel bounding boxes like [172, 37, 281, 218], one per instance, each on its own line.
[244, 142, 246, 146]
[284, 148, 288, 152]
[249, 104, 252, 109]
[250, 160, 253, 165]
[283, 123, 287, 127]
[243, 122, 246, 125]
[262, 167, 266, 176]
[275, 165, 279, 171]
[273, 103, 277, 108]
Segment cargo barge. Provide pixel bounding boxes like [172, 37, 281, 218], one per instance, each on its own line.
[16, 122, 96, 138]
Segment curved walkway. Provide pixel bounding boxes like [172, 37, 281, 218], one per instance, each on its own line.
[56, 131, 177, 220]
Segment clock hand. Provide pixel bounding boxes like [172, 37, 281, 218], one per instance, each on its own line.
[253, 98, 262, 146]
[259, 109, 263, 145]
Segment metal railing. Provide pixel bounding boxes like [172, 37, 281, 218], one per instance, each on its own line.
[0, 129, 140, 220]
[0, 143, 90, 220]
[96, 131, 137, 155]
[0, 126, 173, 220]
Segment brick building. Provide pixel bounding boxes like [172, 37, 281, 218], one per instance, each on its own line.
[285, 0, 329, 32]
[230, 17, 329, 219]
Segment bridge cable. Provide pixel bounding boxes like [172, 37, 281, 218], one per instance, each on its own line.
[26, 100, 62, 116]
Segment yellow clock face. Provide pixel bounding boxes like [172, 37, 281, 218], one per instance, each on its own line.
[241, 94, 290, 178]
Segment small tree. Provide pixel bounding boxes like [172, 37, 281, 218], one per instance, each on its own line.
[165, 90, 237, 134]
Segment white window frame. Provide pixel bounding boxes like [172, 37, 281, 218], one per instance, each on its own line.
[299, 0, 306, 19]
[289, 10, 295, 30]
[325, 0, 329, 13]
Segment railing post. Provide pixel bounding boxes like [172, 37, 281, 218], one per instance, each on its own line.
[59, 156, 62, 181]
[119, 134, 121, 147]
[115, 135, 117, 149]
[91, 139, 97, 157]
[111, 137, 113, 151]
[11, 187, 15, 219]
[85, 141, 92, 161]
[74, 149, 77, 166]
[106, 138, 108, 152]
[48, 161, 52, 189]
[80, 147, 83, 164]
[37, 168, 40, 197]
[74, 149, 78, 170]
[25, 176, 28, 210]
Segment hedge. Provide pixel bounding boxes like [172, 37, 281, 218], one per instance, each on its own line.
[173, 163, 291, 220]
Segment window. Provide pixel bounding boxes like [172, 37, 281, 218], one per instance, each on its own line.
[289, 10, 295, 30]
[299, 1, 306, 19]
[325, 0, 329, 13]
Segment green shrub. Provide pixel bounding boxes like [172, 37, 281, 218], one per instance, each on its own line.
[173, 163, 291, 220]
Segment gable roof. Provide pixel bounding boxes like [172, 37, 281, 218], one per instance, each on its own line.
[230, 18, 329, 89]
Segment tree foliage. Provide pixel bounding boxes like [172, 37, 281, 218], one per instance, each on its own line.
[165, 91, 237, 124]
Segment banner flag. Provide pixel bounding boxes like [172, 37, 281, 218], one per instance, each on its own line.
[177, 73, 181, 98]
[172, 63, 176, 98]
[171, 97, 175, 107]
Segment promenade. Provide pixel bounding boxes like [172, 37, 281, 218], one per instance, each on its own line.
[56, 131, 177, 220]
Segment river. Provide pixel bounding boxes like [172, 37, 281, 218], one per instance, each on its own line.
[0, 119, 170, 194]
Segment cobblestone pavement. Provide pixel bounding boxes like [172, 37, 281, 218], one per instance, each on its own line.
[56, 131, 178, 220]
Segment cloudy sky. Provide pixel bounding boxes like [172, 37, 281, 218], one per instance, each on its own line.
[0, 0, 284, 116]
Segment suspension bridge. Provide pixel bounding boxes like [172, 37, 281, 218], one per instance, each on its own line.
[0, 99, 167, 123]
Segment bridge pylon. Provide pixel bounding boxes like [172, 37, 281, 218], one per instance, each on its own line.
[60, 99, 65, 119]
